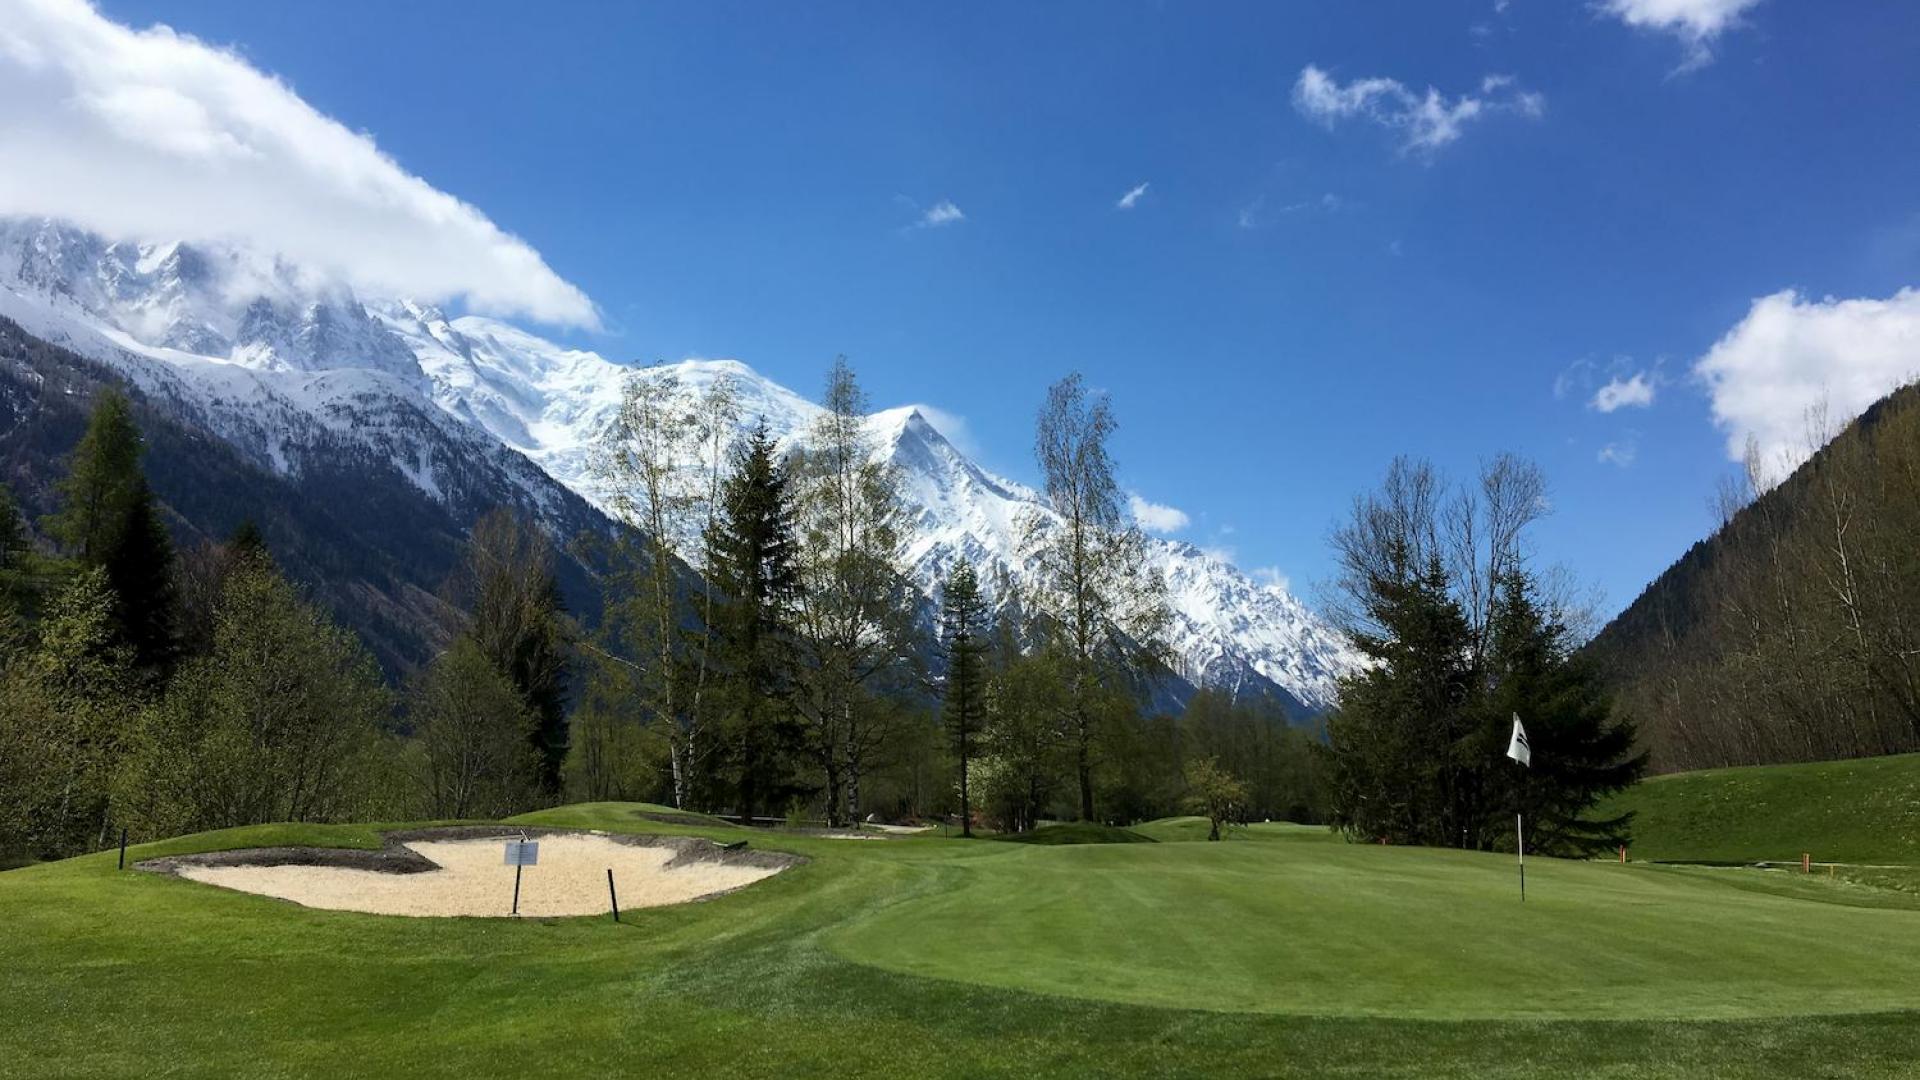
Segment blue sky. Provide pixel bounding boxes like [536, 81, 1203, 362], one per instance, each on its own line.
[65, 2, 1920, 614]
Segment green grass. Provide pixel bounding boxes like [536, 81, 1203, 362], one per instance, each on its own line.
[5, 804, 1920, 1077]
[992, 821, 1155, 844]
[1601, 752, 1920, 864]
[1131, 815, 1340, 843]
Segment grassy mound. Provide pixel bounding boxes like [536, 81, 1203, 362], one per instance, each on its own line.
[1131, 816, 1339, 843]
[1599, 752, 1920, 865]
[992, 822, 1155, 845]
[7, 802, 1920, 1077]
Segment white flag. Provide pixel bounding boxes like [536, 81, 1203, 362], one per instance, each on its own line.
[1507, 714, 1531, 767]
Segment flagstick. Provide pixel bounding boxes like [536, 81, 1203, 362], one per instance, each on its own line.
[1516, 813, 1525, 903]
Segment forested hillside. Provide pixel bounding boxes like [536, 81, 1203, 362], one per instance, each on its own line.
[0, 317, 603, 674]
[1589, 382, 1920, 772]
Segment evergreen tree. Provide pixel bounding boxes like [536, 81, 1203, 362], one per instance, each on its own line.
[704, 420, 800, 821]
[1479, 572, 1646, 856]
[98, 478, 178, 677]
[227, 519, 270, 566]
[46, 391, 179, 678]
[0, 481, 24, 573]
[1320, 458, 1644, 851]
[939, 559, 991, 836]
[47, 389, 142, 564]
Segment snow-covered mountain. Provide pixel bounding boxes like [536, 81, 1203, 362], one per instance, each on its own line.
[0, 216, 1360, 710]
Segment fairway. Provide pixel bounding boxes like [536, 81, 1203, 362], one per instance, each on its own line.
[832, 829, 1920, 1019]
[6, 805, 1920, 1079]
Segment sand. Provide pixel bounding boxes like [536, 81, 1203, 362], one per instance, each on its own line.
[173, 834, 785, 918]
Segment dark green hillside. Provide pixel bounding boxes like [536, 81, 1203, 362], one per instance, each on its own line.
[0, 316, 605, 675]
[1587, 381, 1920, 772]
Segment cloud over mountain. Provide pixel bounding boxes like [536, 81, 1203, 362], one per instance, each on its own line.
[1695, 287, 1920, 478]
[0, 0, 596, 327]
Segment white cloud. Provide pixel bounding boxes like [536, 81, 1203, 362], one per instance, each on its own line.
[1237, 192, 1341, 230]
[1115, 182, 1150, 210]
[1600, 0, 1764, 69]
[0, 0, 596, 327]
[1591, 372, 1658, 412]
[1598, 437, 1639, 467]
[1250, 566, 1292, 592]
[919, 200, 965, 228]
[1292, 64, 1543, 154]
[1695, 287, 1920, 476]
[906, 403, 982, 457]
[1128, 492, 1190, 534]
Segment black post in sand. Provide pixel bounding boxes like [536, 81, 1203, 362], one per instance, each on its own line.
[607, 868, 620, 923]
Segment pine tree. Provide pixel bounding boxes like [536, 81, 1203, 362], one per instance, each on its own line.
[46, 391, 178, 678]
[47, 389, 142, 564]
[939, 559, 991, 837]
[0, 482, 24, 574]
[99, 478, 178, 677]
[1321, 458, 1644, 851]
[1480, 572, 1646, 856]
[704, 420, 801, 821]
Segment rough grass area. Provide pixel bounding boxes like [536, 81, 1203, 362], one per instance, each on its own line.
[992, 822, 1155, 845]
[5, 804, 1920, 1078]
[1600, 752, 1920, 864]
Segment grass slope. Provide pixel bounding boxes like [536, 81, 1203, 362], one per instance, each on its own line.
[5, 805, 1920, 1078]
[1131, 816, 1340, 843]
[1601, 753, 1920, 865]
[993, 822, 1154, 845]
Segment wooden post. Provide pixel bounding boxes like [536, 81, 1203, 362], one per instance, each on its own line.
[117, 828, 128, 871]
[1619, 844, 1626, 864]
[607, 868, 620, 923]
[1802, 852, 1811, 874]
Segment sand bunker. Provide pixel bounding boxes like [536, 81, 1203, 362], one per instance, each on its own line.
[146, 828, 797, 918]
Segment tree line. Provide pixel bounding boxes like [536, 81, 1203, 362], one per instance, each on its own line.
[1, 365, 1329, 863]
[1589, 385, 1920, 771]
[1, 389, 569, 863]
[568, 360, 1322, 832]
[3, 362, 1645, 864]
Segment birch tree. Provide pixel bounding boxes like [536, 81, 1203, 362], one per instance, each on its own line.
[1021, 372, 1169, 822]
[790, 358, 918, 825]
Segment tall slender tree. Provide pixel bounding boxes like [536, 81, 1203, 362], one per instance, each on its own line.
[47, 389, 142, 564]
[704, 420, 801, 821]
[1022, 373, 1169, 821]
[446, 509, 570, 795]
[791, 358, 918, 825]
[47, 390, 178, 678]
[939, 559, 990, 836]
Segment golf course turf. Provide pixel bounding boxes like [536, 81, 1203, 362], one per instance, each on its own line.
[4, 802, 1920, 1078]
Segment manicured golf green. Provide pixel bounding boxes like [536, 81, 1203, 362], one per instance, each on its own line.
[1599, 752, 1920, 865]
[5, 802, 1920, 1078]
[832, 828, 1920, 1019]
